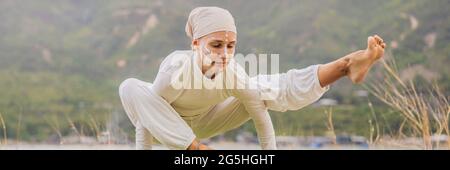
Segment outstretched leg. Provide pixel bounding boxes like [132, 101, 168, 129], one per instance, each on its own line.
[318, 35, 386, 87]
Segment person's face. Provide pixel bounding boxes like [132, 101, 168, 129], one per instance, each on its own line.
[192, 31, 237, 72]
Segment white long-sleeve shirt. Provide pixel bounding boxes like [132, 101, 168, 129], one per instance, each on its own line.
[119, 49, 330, 149]
[151, 50, 276, 149]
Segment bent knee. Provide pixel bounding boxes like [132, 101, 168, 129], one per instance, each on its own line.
[119, 78, 141, 97]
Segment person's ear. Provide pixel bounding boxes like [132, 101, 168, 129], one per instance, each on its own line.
[191, 39, 199, 50]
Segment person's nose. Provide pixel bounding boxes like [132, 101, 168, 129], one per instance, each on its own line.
[215, 48, 225, 59]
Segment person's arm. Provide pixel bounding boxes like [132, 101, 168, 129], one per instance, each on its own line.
[260, 35, 385, 113]
[152, 51, 189, 103]
[226, 60, 277, 150]
[240, 99, 277, 150]
[230, 89, 277, 150]
[255, 64, 329, 112]
[152, 51, 210, 150]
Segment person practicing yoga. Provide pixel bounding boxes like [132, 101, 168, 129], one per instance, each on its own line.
[119, 6, 386, 150]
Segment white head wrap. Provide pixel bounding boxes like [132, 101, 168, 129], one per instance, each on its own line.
[185, 7, 237, 40]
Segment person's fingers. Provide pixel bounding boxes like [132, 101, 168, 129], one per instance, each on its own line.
[199, 144, 214, 150]
[381, 43, 386, 48]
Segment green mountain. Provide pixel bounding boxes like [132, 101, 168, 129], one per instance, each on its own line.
[0, 0, 449, 142]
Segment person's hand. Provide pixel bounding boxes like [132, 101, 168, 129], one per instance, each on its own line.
[199, 144, 214, 150]
[187, 139, 214, 150]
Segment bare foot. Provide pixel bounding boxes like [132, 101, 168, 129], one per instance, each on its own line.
[347, 35, 386, 83]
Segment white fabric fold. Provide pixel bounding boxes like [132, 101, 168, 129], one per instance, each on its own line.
[185, 7, 237, 39]
[118, 50, 329, 150]
[119, 78, 196, 150]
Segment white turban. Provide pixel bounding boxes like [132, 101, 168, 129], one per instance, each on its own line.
[185, 7, 237, 40]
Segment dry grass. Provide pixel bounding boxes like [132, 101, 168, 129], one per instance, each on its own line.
[88, 114, 101, 142]
[367, 100, 381, 145]
[324, 107, 336, 145]
[16, 112, 22, 144]
[41, 113, 115, 145]
[64, 113, 82, 142]
[0, 112, 7, 145]
[366, 57, 450, 149]
[45, 115, 64, 144]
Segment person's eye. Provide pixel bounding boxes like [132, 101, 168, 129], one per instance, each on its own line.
[211, 44, 222, 48]
[227, 45, 234, 48]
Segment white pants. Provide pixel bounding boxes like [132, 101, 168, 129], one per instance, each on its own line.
[119, 78, 251, 150]
[118, 65, 328, 149]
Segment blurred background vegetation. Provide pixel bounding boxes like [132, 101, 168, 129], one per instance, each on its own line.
[0, 0, 449, 144]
